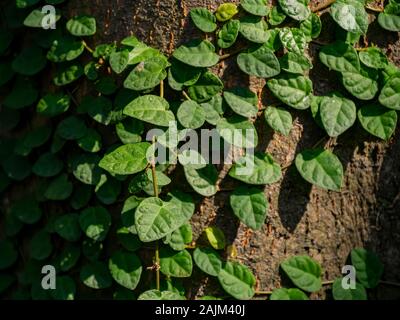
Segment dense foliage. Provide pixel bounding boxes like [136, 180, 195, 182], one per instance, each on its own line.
[0, 0, 397, 300]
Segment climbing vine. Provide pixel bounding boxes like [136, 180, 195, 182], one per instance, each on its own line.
[0, 0, 398, 300]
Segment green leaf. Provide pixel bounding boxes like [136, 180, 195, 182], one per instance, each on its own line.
[124, 56, 169, 91]
[70, 185, 92, 210]
[82, 239, 103, 261]
[168, 59, 202, 91]
[37, 93, 70, 117]
[229, 152, 282, 185]
[95, 174, 121, 205]
[78, 128, 102, 153]
[24, 9, 61, 28]
[278, 0, 311, 21]
[279, 28, 307, 54]
[281, 255, 322, 292]
[351, 248, 384, 288]
[193, 247, 222, 276]
[44, 174, 73, 200]
[124, 95, 175, 127]
[241, 0, 269, 16]
[190, 8, 217, 32]
[204, 226, 226, 250]
[55, 244, 80, 272]
[2, 155, 31, 181]
[15, 126, 52, 156]
[10, 198, 42, 224]
[237, 43, 280, 78]
[0, 62, 14, 87]
[330, 0, 368, 34]
[17, 0, 40, 8]
[216, 3, 239, 22]
[358, 104, 397, 140]
[265, 106, 293, 136]
[95, 77, 117, 95]
[115, 119, 143, 145]
[177, 100, 206, 129]
[199, 95, 224, 125]
[4, 77, 38, 109]
[319, 41, 360, 73]
[216, 116, 258, 148]
[239, 16, 269, 43]
[218, 20, 241, 49]
[33, 153, 63, 177]
[109, 49, 130, 74]
[54, 214, 82, 242]
[332, 278, 367, 300]
[167, 190, 195, 221]
[66, 15, 96, 36]
[268, 5, 286, 25]
[30, 231, 52, 260]
[300, 13, 321, 40]
[379, 72, 400, 110]
[50, 276, 75, 300]
[173, 40, 219, 67]
[80, 262, 112, 289]
[160, 247, 193, 278]
[230, 186, 268, 230]
[165, 223, 192, 251]
[359, 47, 388, 69]
[295, 149, 343, 191]
[267, 74, 312, 110]
[79, 206, 111, 242]
[12, 46, 46, 75]
[270, 288, 309, 300]
[187, 71, 224, 102]
[224, 87, 258, 118]
[378, 12, 400, 31]
[46, 37, 84, 63]
[0, 240, 18, 270]
[320, 95, 356, 137]
[56, 116, 87, 140]
[117, 227, 142, 252]
[99, 142, 150, 175]
[218, 261, 256, 300]
[183, 164, 218, 197]
[53, 63, 84, 86]
[109, 250, 142, 290]
[279, 52, 312, 74]
[341, 66, 379, 100]
[138, 290, 185, 300]
[71, 154, 102, 185]
[86, 96, 113, 125]
[134, 197, 186, 242]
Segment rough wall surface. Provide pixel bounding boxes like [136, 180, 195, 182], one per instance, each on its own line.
[66, 0, 400, 298]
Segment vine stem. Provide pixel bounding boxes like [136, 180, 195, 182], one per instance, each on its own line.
[151, 109, 160, 291]
[182, 90, 191, 100]
[160, 79, 164, 99]
[82, 40, 94, 53]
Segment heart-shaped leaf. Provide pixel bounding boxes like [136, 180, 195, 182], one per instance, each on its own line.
[359, 47, 388, 69]
[193, 247, 222, 276]
[279, 28, 307, 54]
[12, 46, 46, 75]
[109, 250, 142, 290]
[45, 174, 73, 200]
[295, 148, 343, 191]
[201, 94, 225, 125]
[53, 63, 84, 86]
[319, 41, 360, 73]
[46, 37, 84, 63]
[216, 116, 258, 148]
[216, 3, 239, 22]
[204, 226, 226, 250]
[217, 261, 256, 300]
[229, 152, 282, 185]
[124, 95, 175, 127]
[190, 8, 217, 32]
[268, 5, 286, 25]
[278, 0, 311, 21]
[230, 186, 268, 230]
[224, 87, 258, 118]
[265, 106, 293, 136]
[36, 93, 70, 117]
[109, 50, 130, 74]
[342, 66, 379, 100]
[80, 262, 112, 289]
[54, 214, 82, 242]
[320, 95, 356, 137]
[332, 278, 367, 300]
[218, 20, 240, 49]
[168, 59, 202, 91]
[134, 197, 186, 242]
[71, 153, 102, 185]
[330, 0, 369, 34]
[379, 72, 400, 110]
[79, 206, 111, 242]
[351, 248, 383, 288]
[177, 100, 206, 129]
[239, 16, 269, 43]
[99, 142, 150, 175]
[184, 164, 218, 197]
[280, 255, 322, 292]
[56, 116, 87, 140]
[66, 15, 96, 36]
[267, 74, 312, 110]
[241, 0, 269, 16]
[165, 223, 192, 251]
[187, 71, 223, 102]
[279, 52, 312, 74]
[358, 104, 397, 140]
[160, 247, 193, 278]
[300, 12, 321, 40]
[237, 43, 281, 78]
[173, 40, 219, 67]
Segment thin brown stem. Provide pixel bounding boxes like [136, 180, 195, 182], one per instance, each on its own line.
[254, 290, 273, 295]
[182, 90, 191, 101]
[160, 79, 164, 99]
[82, 40, 94, 53]
[380, 280, 400, 287]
